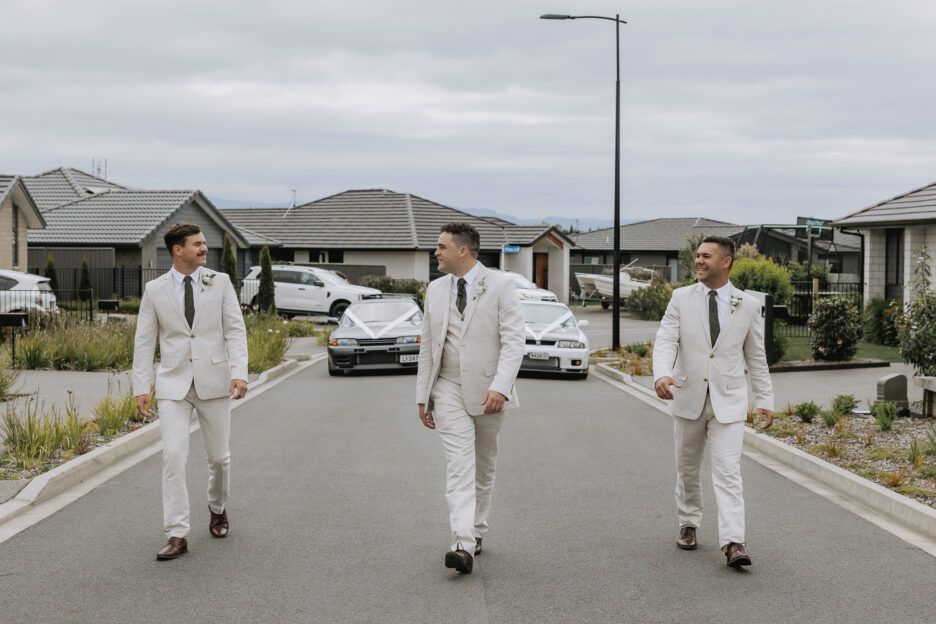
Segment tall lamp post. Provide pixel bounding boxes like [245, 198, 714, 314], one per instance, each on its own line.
[540, 13, 626, 351]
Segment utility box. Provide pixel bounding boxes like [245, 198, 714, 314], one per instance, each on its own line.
[877, 373, 908, 411]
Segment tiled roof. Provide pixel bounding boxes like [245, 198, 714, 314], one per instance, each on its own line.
[236, 225, 282, 247]
[22, 167, 127, 212]
[221, 189, 569, 250]
[27, 190, 196, 244]
[0, 175, 17, 206]
[832, 181, 936, 227]
[0, 174, 47, 228]
[571, 217, 741, 251]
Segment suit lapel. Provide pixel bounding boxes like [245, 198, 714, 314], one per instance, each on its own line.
[461, 265, 486, 331]
[713, 284, 741, 349]
[157, 273, 190, 329]
[437, 275, 453, 339]
[694, 282, 713, 347]
[191, 271, 216, 331]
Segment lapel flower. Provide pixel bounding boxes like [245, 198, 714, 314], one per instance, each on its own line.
[200, 271, 215, 293]
[729, 293, 743, 313]
[474, 276, 488, 299]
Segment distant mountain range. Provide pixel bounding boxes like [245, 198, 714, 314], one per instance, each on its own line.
[212, 196, 627, 232]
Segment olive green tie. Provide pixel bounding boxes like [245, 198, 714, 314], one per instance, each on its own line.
[184, 275, 195, 328]
[456, 278, 467, 315]
[708, 290, 720, 345]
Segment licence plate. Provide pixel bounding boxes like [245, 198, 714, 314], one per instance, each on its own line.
[400, 354, 419, 363]
[528, 351, 550, 360]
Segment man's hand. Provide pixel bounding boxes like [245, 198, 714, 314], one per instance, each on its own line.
[418, 404, 435, 429]
[230, 379, 248, 400]
[757, 408, 774, 430]
[135, 394, 154, 420]
[481, 390, 506, 415]
[654, 376, 682, 400]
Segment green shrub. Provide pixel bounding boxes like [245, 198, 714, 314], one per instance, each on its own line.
[895, 244, 936, 376]
[863, 298, 900, 346]
[728, 257, 793, 305]
[808, 296, 862, 361]
[831, 394, 858, 416]
[222, 233, 239, 297]
[820, 409, 839, 427]
[247, 322, 292, 374]
[257, 245, 276, 314]
[623, 342, 649, 357]
[12, 322, 136, 371]
[117, 297, 141, 314]
[0, 366, 19, 401]
[788, 260, 829, 288]
[92, 383, 137, 438]
[770, 320, 789, 364]
[1, 396, 63, 470]
[793, 401, 820, 423]
[44, 254, 59, 294]
[627, 279, 673, 321]
[871, 401, 898, 431]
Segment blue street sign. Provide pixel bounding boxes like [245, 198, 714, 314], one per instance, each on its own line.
[503, 245, 520, 253]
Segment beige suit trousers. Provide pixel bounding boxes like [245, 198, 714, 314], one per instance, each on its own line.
[431, 377, 505, 555]
[159, 384, 232, 538]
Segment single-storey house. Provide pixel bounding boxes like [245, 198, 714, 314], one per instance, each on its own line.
[0, 175, 47, 271]
[831, 181, 936, 303]
[222, 189, 574, 301]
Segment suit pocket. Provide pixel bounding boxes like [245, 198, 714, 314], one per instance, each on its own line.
[211, 353, 229, 365]
[673, 369, 688, 382]
[726, 375, 746, 389]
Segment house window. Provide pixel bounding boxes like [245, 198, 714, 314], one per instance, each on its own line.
[885, 229, 904, 301]
[11, 204, 19, 267]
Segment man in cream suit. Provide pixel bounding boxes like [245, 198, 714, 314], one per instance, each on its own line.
[653, 235, 774, 567]
[417, 222, 525, 574]
[133, 223, 248, 561]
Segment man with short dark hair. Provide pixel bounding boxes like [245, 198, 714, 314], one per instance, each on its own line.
[653, 234, 774, 567]
[133, 222, 248, 560]
[416, 222, 525, 573]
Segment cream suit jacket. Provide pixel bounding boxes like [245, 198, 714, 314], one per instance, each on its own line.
[416, 265, 525, 416]
[132, 270, 248, 400]
[652, 282, 773, 423]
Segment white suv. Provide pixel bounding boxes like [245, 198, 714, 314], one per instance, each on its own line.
[240, 265, 381, 318]
[0, 269, 59, 314]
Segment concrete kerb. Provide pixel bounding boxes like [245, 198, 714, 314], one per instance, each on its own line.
[0, 354, 326, 527]
[592, 363, 936, 543]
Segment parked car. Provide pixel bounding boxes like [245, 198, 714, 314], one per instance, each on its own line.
[519, 301, 589, 378]
[0, 269, 59, 315]
[327, 298, 423, 376]
[240, 265, 381, 318]
[503, 271, 558, 302]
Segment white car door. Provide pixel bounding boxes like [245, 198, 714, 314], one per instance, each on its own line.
[296, 271, 328, 313]
[272, 269, 302, 311]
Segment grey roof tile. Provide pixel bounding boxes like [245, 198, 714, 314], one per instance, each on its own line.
[571, 217, 741, 251]
[832, 181, 936, 227]
[22, 167, 127, 212]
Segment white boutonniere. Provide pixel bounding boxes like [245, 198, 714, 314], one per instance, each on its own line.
[729, 294, 743, 313]
[474, 277, 488, 299]
[200, 272, 215, 293]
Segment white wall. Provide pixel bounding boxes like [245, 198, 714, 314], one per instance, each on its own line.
[343, 250, 429, 282]
[503, 247, 532, 277]
[863, 228, 885, 302]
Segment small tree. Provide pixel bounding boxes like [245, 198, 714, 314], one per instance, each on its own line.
[729, 257, 794, 305]
[807, 296, 862, 361]
[44, 254, 59, 294]
[257, 245, 276, 314]
[735, 243, 764, 260]
[78, 256, 93, 301]
[221, 233, 239, 297]
[626, 276, 673, 321]
[895, 244, 936, 376]
[788, 260, 830, 288]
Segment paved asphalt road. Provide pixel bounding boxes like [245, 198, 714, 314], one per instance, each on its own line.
[3, 362, 936, 623]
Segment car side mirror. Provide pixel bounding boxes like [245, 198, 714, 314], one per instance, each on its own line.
[577, 319, 589, 327]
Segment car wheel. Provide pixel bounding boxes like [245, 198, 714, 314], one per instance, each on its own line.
[329, 301, 349, 319]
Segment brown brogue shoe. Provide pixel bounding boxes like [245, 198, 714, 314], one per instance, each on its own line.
[444, 548, 473, 574]
[209, 507, 229, 538]
[475, 537, 482, 556]
[156, 537, 188, 561]
[676, 526, 697, 550]
[725, 542, 752, 567]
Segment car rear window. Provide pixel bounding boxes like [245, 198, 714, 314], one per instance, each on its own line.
[37, 282, 52, 291]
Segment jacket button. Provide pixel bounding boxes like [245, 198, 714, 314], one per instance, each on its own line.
[709, 353, 714, 358]
[703, 377, 708, 382]
[191, 334, 195, 339]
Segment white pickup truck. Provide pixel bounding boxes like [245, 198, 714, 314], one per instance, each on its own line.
[240, 265, 381, 318]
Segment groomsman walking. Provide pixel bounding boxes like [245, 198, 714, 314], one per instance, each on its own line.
[652, 235, 774, 567]
[133, 223, 248, 560]
[417, 222, 525, 573]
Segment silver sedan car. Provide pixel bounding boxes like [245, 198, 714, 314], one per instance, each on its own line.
[327, 298, 423, 376]
[519, 301, 590, 379]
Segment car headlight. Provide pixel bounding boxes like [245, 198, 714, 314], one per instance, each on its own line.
[329, 337, 357, 346]
[396, 336, 420, 344]
[557, 341, 585, 349]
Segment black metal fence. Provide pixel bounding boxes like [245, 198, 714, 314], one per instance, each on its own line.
[0, 289, 95, 328]
[29, 266, 162, 301]
[777, 281, 864, 337]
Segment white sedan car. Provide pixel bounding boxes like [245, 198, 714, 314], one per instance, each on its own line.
[504, 271, 558, 302]
[519, 301, 589, 379]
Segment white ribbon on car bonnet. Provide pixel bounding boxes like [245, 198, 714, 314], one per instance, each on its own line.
[341, 308, 377, 339]
[375, 305, 421, 339]
[529, 310, 574, 342]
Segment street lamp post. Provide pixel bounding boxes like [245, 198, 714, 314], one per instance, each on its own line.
[540, 13, 627, 351]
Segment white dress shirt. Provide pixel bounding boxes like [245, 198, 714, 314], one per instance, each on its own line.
[450, 262, 482, 302]
[170, 266, 202, 315]
[704, 280, 732, 332]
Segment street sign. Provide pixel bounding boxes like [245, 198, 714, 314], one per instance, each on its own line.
[795, 217, 834, 241]
[503, 245, 520, 253]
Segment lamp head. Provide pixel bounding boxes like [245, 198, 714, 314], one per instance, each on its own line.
[540, 14, 572, 20]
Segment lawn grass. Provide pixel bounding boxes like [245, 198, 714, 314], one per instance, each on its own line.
[783, 336, 902, 363]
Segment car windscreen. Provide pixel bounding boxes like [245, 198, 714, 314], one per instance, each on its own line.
[509, 273, 536, 289]
[520, 304, 576, 327]
[316, 270, 349, 287]
[340, 301, 422, 327]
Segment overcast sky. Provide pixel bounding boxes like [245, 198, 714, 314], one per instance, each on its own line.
[3, 1, 936, 225]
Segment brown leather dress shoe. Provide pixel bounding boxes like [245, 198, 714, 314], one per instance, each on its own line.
[156, 537, 188, 561]
[676, 526, 697, 550]
[209, 508, 229, 538]
[444, 548, 473, 574]
[725, 542, 752, 567]
[474, 538, 482, 556]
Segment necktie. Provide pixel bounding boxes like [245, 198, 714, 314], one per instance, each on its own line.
[184, 275, 195, 327]
[456, 278, 467, 315]
[708, 290, 720, 345]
